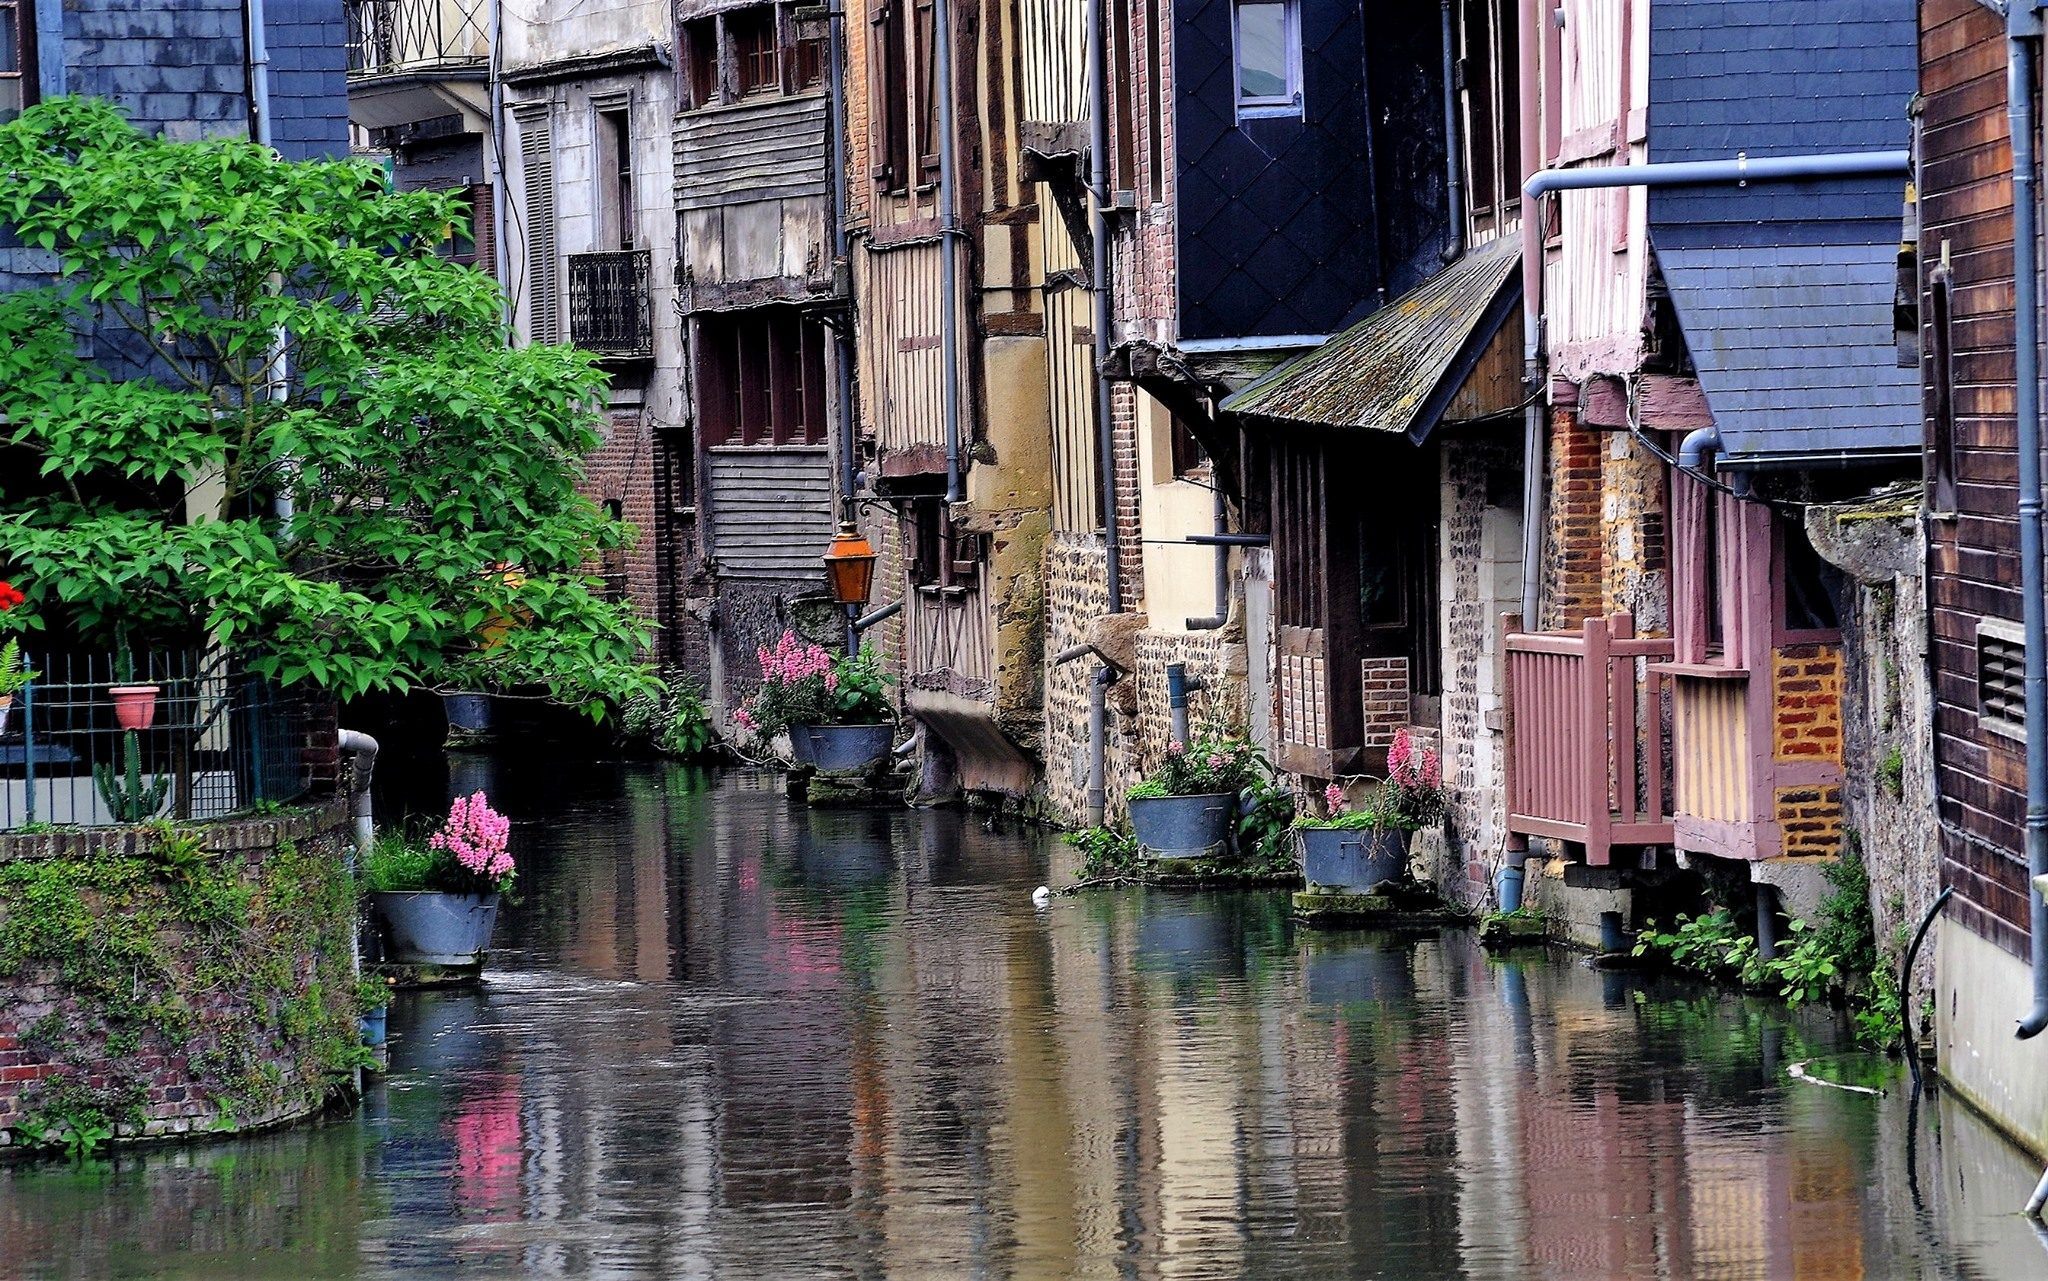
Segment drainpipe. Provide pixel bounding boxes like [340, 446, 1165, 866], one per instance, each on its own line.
[827, 0, 859, 508]
[1516, 0, 1542, 625]
[1440, 0, 1465, 264]
[337, 729, 378, 858]
[244, 0, 296, 532]
[935, 0, 965, 505]
[1056, 644, 1122, 826]
[1087, 0, 1124, 610]
[1515, 147, 1911, 627]
[1166, 661, 1205, 746]
[1755, 885, 1780, 962]
[2006, 10, 2048, 1052]
[1185, 485, 1230, 629]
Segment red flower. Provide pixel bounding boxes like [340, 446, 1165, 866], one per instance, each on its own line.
[0, 581, 22, 611]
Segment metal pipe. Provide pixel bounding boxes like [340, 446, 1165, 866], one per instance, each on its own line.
[852, 600, 903, 634]
[935, 0, 964, 505]
[1677, 424, 1721, 470]
[1440, 0, 1465, 264]
[337, 729, 379, 857]
[1755, 885, 1779, 962]
[1166, 661, 1205, 746]
[1186, 532, 1271, 547]
[1902, 884, 1953, 1087]
[827, 0, 859, 507]
[1515, 0, 1543, 625]
[1087, 665, 1114, 826]
[1087, 0, 1124, 611]
[2007, 16, 2048, 1046]
[1185, 485, 1229, 630]
[1515, 147, 1912, 627]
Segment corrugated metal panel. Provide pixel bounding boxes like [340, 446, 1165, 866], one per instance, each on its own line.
[1220, 237, 1519, 436]
[705, 445, 837, 580]
[675, 93, 829, 212]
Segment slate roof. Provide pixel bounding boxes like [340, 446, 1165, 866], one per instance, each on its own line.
[1219, 236, 1519, 437]
[1647, 0, 1918, 465]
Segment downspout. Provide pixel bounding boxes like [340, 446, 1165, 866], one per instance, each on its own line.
[1515, 147, 1911, 626]
[337, 729, 379, 857]
[828, 0, 859, 507]
[1166, 661, 1205, 746]
[935, 0, 965, 504]
[2004, 7, 2048, 1050]
[1516, 0, 1543, 626]
[1055, 643, 1122, 827]
[1440, 0, 1466, 264]
[1087, 0, 1124, 610]
[490, 0, 512, 313]
[1185, 484, 1229, 629]
[245, 0, 295, 531]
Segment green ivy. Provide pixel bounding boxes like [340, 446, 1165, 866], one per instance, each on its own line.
[0, 824, 364, 1157]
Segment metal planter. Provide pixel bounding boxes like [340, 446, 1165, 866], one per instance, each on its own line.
[370, 891, 501, 967]
[788, 723, 894, 776]
[1298, 825, 1411, 893]
[1128, 792, 1237, 860]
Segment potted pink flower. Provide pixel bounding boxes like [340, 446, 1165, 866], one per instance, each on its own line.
[733, 630, 895, 775]
[1126, 735, 1263, 860]
[1296, 728, 1446, 893]
[366, 792, 516, 971]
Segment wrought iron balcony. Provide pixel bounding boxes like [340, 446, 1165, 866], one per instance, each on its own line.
[346, 0, 490, 79]
[568, 250, 656, 360]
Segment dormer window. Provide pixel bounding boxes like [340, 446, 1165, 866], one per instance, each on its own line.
[1233, 0, 1301, 119]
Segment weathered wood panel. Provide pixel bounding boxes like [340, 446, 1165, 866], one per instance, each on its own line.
[674, 92, 829, 211]
[1041, 194, 1099, 530]
[906, 584, 995, 696]
[1018, 0, 1086, 130]
[1673, 676, 1749, 824]
[705, 446, 837, 580]
[857, 239, 970, 471]
[1920, 0, 2030, 948]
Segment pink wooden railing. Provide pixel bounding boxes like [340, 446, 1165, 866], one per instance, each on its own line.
[1503, 612, 1674, 866]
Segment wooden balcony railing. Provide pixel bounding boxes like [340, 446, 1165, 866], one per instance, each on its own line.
[567, 250, 655, 360]
[1503, 612, 1674, 866]
[346, 0, 489, 77]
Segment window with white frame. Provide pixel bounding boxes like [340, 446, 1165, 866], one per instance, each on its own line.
[1233, 0, 1300, 118]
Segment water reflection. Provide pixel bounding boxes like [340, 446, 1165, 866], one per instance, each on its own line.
[3, 763, 2046, 1278]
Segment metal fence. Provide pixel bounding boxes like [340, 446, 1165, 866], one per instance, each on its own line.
[0, 651, 322, 831]
[568, 250, 655, 359]
[345, 0, 490, 76]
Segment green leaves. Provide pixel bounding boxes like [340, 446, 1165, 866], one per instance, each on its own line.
[0, 100, 652, 708]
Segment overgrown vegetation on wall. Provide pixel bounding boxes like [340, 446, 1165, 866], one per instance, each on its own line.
[0, 817, 365, 1157]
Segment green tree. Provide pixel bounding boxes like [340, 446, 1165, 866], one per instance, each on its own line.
[0, 99, 651, 706]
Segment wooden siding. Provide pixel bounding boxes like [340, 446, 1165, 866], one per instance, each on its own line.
[857, 239, 972, 471]
[704, 446, 837, 580]
[1541, 0, 1648, 381]
[674, 92, 830, 211]
[1017, 0, 1086, 129]
[1672, 677, 1749, 823]
[906, 584, 996, 697]
[1921, 0, 2030, 952]
[1042, 194, 1099, 530]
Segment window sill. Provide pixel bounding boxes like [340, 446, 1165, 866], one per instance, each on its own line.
[1234, 104, 1303, 123]
[1648, 661, 1748, 681]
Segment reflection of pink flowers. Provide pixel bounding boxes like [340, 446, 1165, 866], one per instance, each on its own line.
[429, 792, 514, 885]
[451, 1076, 523, 1221]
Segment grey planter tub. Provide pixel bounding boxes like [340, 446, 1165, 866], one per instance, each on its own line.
[441, 692, 493, 738]
[1298, 826, 1411, 893]
[789, 723, 894, 776]
[371, 891, 500, 967]
[1128, 792, 1236, 860]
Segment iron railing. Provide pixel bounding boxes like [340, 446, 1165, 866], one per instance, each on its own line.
[0, 651, 324, 831]
[568, 250, 656, 359]
[346, 0, 490, 77]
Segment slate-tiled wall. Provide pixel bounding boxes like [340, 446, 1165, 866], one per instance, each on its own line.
[264, 0, 351, 161]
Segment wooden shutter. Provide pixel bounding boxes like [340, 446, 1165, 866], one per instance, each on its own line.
[520, 115, 560, 343]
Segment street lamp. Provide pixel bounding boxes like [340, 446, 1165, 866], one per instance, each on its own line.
[823, 518, 878, 651]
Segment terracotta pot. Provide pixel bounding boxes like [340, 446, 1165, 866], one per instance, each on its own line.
[108, 684, 160, 731]
[0, 694, 11, 737]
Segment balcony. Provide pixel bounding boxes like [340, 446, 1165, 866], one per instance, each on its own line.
[345, 0, 490, 131]
[568, 251, 655, 361]
[1503, 613, 1674, 866]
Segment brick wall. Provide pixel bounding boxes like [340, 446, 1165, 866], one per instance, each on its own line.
[1773, 644, 1844, 763]
[1541, 407, 1604, 631]
[579, 410, 712, 688]
[1109, 380, 1146, 609]
[1360, 656, 1410, 752]
[0, 805, 358, 1151]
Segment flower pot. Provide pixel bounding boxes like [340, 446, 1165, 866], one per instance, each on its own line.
[788, 723, 894, 776]
[1128, 792, 1236, 860]
[359, 1004, 388, 1048]
[0, 694, 11, 737]
[108, 684, 160, 731]
[442, 691, 494, 739]
[370, 891, 501, 967]
[1299, 825, 1411, 893]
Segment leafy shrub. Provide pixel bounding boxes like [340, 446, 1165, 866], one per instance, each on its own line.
[1130, 734, 1263, 800]
[1065, 826, 1141, 880]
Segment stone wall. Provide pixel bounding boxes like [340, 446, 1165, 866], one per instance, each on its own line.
[0, 804, 361, 1154]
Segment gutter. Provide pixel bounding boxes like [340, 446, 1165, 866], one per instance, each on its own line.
[1087, 0, 1123, 611]
[935, 0, 965, 504]
[1514, 146, 1910, 625]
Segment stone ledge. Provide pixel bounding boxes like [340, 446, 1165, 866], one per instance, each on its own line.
[0, 798, 348, 864]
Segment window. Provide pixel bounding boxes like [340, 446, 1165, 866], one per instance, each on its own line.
[731, 8, 779, 96]
[908, 500, 980, 588]
[682, 4, 825, 110]
[1459, 0, 1521, 233]
[914, 0, 940, 180]
[596, 109, 635, 250]
[1980, 619, 2026, 741]
[1780, 519, 1842, 636]
[1232, 0, 1299, 118]
[1169, 416, 1207, 479]
[871, 0, 912, 190]
[695, 310, 830, 446]
[0, 0, 35, 122]
[1928, 263, 1958, 513]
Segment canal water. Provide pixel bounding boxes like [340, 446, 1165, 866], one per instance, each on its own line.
[4, 759, 2048, 1279]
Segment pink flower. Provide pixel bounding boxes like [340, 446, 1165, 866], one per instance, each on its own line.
[1324, 782, 1344, 811]
[824, 670, 839, 693]
[1167, 741, 1185, 757]
[428, 791, 513, 888]
[732, 706, 757, 731]
[1206, 753, 1225, 769]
